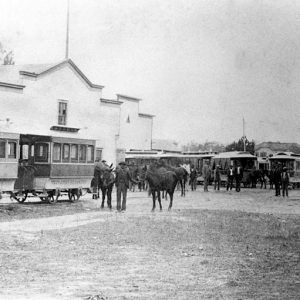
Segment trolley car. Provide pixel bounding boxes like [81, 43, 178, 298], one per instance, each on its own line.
[269, 152, 300, 188]
[0, 133, 96, 203]
[211, 151, 257, 185]
[0, 132, 19, 199]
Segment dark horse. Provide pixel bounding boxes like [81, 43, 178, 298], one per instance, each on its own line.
[245, 169, 268, 189]
[146, 162, 178, 211]
[92, 167, 115, 209]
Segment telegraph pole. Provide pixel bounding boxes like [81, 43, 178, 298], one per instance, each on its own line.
[65, 0, 70, 59]
[243, 117, 246, 151]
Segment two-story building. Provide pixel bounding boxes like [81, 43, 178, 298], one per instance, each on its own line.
[0, 59, 154, 165]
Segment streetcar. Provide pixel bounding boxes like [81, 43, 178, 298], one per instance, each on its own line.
[0, 132, 96, 203]
[269, 152, 300, 188]
[211, 151, 257, 185]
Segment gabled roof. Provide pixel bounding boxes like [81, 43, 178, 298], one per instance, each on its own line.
[255, 142, 300, 153]
[0, 59, 104, 90]
[116, 94, 142, 102]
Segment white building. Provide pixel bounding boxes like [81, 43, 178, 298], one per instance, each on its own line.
[0, 59, 154, 165]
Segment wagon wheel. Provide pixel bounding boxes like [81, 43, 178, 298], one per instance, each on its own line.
[12, 191, 28, 203]
[68, 189, 80, 203]
[47, 193, 59, 204]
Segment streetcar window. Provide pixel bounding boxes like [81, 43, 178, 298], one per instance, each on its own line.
[0, 140, 5, 158]
[62, 144, 70, 162]
[35, 143, 48, 162]
[87, 145, 94, 162]
[8, 141, 16, 159]
[21, 144, 29, 160]
[71, 144, 78, 162]
[53, 143, 61, 162]
[95, 148, 102, 161]
[79, 145, 87, 162]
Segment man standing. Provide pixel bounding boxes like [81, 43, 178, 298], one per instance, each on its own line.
[202, 160, 211, 192]
[115, 161, 137, 211]
[274, 163, 282, 196]
[227, 165, 234, 191]
[190, 165, 197, 191]
[214, 165, 221, 191]
[235, 163, 243, 192]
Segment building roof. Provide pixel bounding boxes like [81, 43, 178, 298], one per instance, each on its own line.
[152, 139, 180, 153]
[0, 59, 104, 90]
[116, 94, 142, 102]
[255, 142, 300, 153]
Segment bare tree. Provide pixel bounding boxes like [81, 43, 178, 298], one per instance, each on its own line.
[0, 42, 15, 65]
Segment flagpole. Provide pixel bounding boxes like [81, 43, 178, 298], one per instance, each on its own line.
[243, 117, 246, 151]
[65, 0, 70, 59]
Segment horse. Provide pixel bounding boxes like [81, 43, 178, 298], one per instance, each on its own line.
[146, 162, 178, 211]
[92, 166, 115, 209]
[158, 160, 188, 196]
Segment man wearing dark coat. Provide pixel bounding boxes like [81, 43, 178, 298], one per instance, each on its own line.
[115, 162, 137, 211]
[226, 165, 235, 191]
[235, 163, 243, 192]
[273, 163, 282, 196]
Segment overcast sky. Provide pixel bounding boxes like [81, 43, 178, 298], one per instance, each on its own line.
[1, 0, 300, 145]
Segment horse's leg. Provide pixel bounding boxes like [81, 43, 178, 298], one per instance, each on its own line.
[168, 192, 173, 211]
[151, 190, 156, 212]
[107, 186, 112, 209]
[157, 191, 162, 211]
[101, 188, 105, 208]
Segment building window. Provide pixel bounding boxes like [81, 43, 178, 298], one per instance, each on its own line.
[58, 101, 68, 125]
[71, 144, 78, 162]
[0, 140, 5, 158]
[8, 141, 17, 159]
[53, 143, 61, 162]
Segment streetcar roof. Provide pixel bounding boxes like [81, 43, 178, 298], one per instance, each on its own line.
[212, 151, 257, 159]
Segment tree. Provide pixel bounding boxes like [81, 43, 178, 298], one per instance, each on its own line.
[225, 137, 255, 154]
[0, 42, 15, 65]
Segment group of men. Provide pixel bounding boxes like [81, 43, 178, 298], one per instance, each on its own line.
[197, 161, 243, 193]
[272, 163, 290, 197]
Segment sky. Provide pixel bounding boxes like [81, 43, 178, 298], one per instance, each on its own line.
[1, 0, 300, 146]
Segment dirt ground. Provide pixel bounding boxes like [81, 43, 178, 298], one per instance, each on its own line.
[0, 187, 299, 300]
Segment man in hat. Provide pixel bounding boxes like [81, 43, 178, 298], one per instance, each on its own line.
[214, 165, 221, 191]
[235, 162, 243, 192]
[202, 160, 211, 192]
[226, 165, 234, 191]
[273, 162, 282, 196]
[115, 161, 138, 211]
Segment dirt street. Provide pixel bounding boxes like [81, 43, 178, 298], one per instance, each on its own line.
[0, 187, 299, 300]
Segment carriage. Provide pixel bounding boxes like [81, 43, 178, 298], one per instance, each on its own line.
[1, 133, 96, 203]
[0, 132, 19, 199]
[268, 152, 300, 188]
[211, 151, 258, 186]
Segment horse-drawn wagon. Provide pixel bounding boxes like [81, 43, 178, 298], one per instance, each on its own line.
[211, 151, 257, 186]
[269, 152, 300, 188]
[0, 132, 19, 199]
[11, 134, 96, 203]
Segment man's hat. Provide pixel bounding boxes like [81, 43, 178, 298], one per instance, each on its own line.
[102, 160, 106, 163]
[119, 161, 127, 165]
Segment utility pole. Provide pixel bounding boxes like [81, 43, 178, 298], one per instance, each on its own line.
[243, 117, 246, 151]
[65, 0, 70, 59]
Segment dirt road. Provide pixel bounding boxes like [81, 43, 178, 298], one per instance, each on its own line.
[0, 188, 299, 300]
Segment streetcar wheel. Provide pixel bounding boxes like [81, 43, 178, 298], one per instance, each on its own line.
[47, 194, 59, 204]
[68, 189, 80, 203]
[12, 191, 28, 203]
